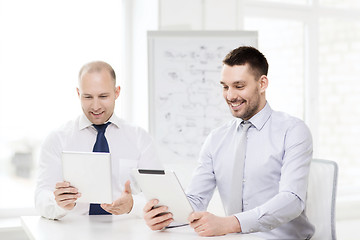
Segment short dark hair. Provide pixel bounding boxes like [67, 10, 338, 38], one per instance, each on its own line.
[78, 61, 116, 84]
[223, 46, 268, 79]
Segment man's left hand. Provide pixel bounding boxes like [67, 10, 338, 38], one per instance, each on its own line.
[188, 212, 241, 237]
[101, 180, 133, 215]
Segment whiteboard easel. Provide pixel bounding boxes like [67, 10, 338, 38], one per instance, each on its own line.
[148, 31, 258, 163]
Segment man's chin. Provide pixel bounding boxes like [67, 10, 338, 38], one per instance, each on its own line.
[230, 109, 244, 119]
[89, 117, 105, 125]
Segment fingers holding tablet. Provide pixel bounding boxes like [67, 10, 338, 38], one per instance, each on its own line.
[132, 169, 194, 224]
[54, 181, 81, 210]
[143, 199, 174, 230]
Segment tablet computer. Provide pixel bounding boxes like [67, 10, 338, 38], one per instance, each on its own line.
[131, 169, 194, 224]
[61, 151, 113, 204]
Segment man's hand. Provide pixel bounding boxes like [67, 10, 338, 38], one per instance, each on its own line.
[101, 180, 134, 215]
[188, 212, 241, 237]
[54, 181, 81, 210]
[143, 199, 173, 230]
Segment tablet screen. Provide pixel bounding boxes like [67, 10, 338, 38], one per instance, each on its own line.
[62, 151, 113, 203]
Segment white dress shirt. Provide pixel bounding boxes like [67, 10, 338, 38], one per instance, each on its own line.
[35, 113, 163, 220]
[186, 103, 315, 239]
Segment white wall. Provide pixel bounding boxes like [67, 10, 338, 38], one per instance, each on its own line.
[121, 0, 159, 129]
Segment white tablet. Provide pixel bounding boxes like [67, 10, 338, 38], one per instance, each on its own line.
[131, 169, 194, 224]
[61, 151, 113, 204]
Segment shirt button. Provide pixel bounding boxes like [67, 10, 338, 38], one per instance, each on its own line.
[243, 179, 246, 182]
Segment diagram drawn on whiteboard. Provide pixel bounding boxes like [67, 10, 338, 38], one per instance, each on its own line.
[148, 31, 258, 162]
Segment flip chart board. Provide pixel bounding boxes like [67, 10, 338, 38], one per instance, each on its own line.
[148, 31, 258, 162]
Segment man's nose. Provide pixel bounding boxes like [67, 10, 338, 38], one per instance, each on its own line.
[226, 88, 237, 101]
[91, 98, 101, 111]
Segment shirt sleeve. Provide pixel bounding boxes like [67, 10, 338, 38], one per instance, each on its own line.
[236, 121, 313, 233]
[186, 133, 217, 212]
[35, 190, 68, 220]
[127, 192, 146, 217]
[34, 131, 68, 219]
[236, 192, 304, 233]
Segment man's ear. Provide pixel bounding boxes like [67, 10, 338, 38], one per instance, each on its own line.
[259, 75, 268, 93]
[115, 86, 121, 99]
[76, 87, 80, 98]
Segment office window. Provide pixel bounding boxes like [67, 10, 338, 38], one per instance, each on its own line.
[244, 18, 304, 119]
[0, 0, 123, 213]
[318, 18, 360, 195]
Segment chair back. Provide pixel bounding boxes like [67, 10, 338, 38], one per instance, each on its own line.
[306, 159, 338, 240]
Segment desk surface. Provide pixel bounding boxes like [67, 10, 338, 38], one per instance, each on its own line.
[21, 215, 263, 240]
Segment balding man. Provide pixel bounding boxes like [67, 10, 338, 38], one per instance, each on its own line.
[35, 61, 162, 220]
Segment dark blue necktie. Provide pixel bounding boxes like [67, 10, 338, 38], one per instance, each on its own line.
[89, 122, 112, 215]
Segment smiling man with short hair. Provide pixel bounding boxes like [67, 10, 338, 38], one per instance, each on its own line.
[143, 47, 315, 240]
[35, 61, 162, 219]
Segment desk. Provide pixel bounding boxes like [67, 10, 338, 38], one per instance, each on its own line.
[21, 214, 263, 240]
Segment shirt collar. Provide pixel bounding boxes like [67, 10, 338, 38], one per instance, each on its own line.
[235, 102, 272, 131]
[79, 113, 122, 130]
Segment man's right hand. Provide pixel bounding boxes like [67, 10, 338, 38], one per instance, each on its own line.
[143, 199, 173, 230]
[54, 181, 81, 210]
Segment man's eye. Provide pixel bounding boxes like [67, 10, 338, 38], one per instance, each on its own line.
[222, 86, 229, 90]
[100, 95, 108, 98]
[236, 85, 244, 89]
[84, 96, 92, 99]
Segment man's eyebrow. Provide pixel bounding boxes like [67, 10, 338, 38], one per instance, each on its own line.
[82, 92, 110, 96]
[220, 80, 245, 85]
[232, 81, 245, 84]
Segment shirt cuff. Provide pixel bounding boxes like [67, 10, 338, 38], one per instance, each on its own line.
[72, 202, 90, 215]
[235, 209, 262, 233]
[36, 190, 93, 219]
[37, 192, 68, 220]
[127, 193, 146, 218]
